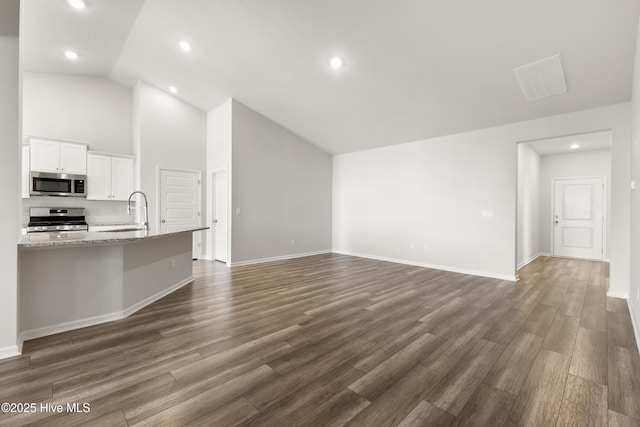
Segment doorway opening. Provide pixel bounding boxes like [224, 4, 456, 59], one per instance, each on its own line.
[515, 130, 612, 273]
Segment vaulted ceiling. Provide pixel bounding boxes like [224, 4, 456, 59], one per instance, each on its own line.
[21, 0, 640, 154]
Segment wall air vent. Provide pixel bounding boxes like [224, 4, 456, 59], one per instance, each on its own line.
[513, 54, 567, 101]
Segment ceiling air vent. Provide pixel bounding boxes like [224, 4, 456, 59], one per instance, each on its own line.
[513, 54, 567, 101]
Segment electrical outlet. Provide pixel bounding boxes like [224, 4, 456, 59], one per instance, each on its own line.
[482, 210, 494, 218]
[410, 243, 415, 249]
[170, 258, 176, 269]
[290, 239, 295, 246]
[236, 208, 241, 215]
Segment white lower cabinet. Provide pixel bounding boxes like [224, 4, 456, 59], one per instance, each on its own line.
[87, 152, 134, 201]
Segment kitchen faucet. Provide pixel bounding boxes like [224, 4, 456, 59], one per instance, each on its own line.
[127, 191, 149, 231]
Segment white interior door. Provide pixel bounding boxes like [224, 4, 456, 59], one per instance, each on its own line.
[214, 171, 228, 263]
[553, 177, 604, 260]
[159, 169, 201, 259]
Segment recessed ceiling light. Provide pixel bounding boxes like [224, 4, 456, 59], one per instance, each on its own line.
[329, 56, 344, 69]
[169, 86, 178, 94]
[64, 51, 78, 60]
[569, 143, 580, 150]
[179, 41, 192, 52]
[67, 0, 86, 9]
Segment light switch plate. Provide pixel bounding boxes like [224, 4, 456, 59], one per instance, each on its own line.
[482, 210, 494, 218]
[631, 180, 636, 191]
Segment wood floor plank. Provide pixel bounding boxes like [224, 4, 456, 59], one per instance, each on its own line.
[397, 400, 455, 427]
[348, 331, 439, 401]
[608, 409, 640, 427]
[294, 388, 370, 427]
[424, 339, 505, 416]
[484, 331, 543, 395]
[421, 322, 490, 376]
[607, 312, 639, 349]
[452, 382, 516, 427]
[608, 345, 640, 421]
[1, 255, 627, 427]
[541, 313, 580, 356]
[345, 364, 442, 427]
[508, 349, 571, 427]
[186, 398, 258, 427]
[569, 327, 608, 385]
[484, 307, 532, 345]
[555, 374, 608, 427]
[130, 364, 278, 426]
[240, 362, 364, 427]
[246, 337, 375, 411]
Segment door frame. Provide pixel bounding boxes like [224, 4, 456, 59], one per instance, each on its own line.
[210, 168, 231, 266]
[156, 166, 203, 259]
[550, 175, 607, 261]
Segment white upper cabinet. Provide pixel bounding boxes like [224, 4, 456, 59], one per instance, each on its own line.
[30, 138, 87, 174]
[86, 153, 111, 200]
[111, 156, 134, 200]
[87, 152, 134, 201]
[59, 142, 87, 174]
[29, 139, 59, 173]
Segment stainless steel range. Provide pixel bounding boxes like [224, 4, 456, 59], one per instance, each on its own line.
[27, 208, 89, 233]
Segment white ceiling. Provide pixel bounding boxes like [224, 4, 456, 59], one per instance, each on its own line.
[21, 0, 640, 154]
[525, 130, 612, 156]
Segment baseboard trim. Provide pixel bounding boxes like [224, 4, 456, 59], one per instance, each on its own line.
[627, 299, 640, 356]
[230, 250, 331, 267]
[20, 276, 195, 342]
[607, 291, 629, 299]
[20, 311, 124, 342]
[122, 276, 194, 318]
[332, 250, 517, 281]
[0, 345, 21, 360]
[517, 253, 547, 269]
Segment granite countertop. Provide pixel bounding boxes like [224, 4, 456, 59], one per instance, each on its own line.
[18, 226, 209, 249]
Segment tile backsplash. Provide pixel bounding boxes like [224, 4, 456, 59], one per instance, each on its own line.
[22, 197, 136, 227]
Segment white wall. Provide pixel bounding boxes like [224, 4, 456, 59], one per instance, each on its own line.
[517, 143, 540, 268]
[134, 82, 207, 230]
[333, 103, 631, 285]
[22, 73, 133, 154]
[539, 148, 612, 258]
[21, 73, 136, 225]
[231, 100, 332, 264]
[0, 13, 20, 357]
[205, 100, 232, 260]
[629, 18, 640, 350]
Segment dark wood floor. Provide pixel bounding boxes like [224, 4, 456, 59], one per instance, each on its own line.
[0, 254, 639, 426]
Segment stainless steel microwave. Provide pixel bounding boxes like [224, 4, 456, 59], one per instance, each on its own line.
[30, 172, 87, 197]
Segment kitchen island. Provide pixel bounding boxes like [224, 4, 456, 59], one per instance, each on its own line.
[18, 227, 207, 341]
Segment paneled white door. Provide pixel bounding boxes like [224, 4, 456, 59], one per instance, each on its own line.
[159, 169, 201, 259]
[213, 171, 228, 263]
[553, 177, 604, 260]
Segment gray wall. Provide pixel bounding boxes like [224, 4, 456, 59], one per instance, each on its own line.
[0, 2, 20, 357]
[517, 143, 540, 267]
[333, 103, 630, 284]
[231, 100, 332, 263]
[134, 82, 207, 230]
[629, 19, 640, 347]
[22, 72, 133, 154]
